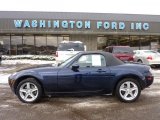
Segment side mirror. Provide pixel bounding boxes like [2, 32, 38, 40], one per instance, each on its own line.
[72, 64, 79, 71]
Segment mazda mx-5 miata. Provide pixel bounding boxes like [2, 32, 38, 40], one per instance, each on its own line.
[8, 51, 154, 103]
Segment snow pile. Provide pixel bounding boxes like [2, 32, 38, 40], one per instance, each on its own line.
[1, 60, 56, 65]
[2, 55, 55, 61]
[0, 74, 10, 84]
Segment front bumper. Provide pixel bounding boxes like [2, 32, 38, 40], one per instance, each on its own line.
[8, 77, 16, 94]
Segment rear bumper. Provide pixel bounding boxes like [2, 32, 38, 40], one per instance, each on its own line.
[148, 60, 160, 65]
[145, 76, 154, 87]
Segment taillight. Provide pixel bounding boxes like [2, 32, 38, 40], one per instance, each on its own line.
[129, 56, 134, 61]
[56, 51, 58, 57]
[147, 56, 153, 60]
[146, 75, 153, 81]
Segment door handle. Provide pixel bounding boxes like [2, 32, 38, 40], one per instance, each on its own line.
[96, 69, 106, 73]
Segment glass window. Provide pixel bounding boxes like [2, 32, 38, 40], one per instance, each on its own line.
[58, 36, 69, 44]
[35, 36, 46, 55]
[140, 36, 150, 50]
[23, 35, 35, 54]
[107, 35, 118, 46]
[47, 35, 58, 55]
[150, 36, 159, 51]
[58, 36, 64, 44]
[118, 36, 130, 46]
[97, 37, 107, 50]
[0, 35, 10, 55]
[130, 36, 140, 50]
[77, 54, 106, 67]
[11, 35, 23, 55]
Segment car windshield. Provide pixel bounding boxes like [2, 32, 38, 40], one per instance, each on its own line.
[113, 47, 133, 54]
[58, 53, 79, 67]
[57, 43, 85, 51]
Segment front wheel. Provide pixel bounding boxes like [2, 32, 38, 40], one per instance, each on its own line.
[16, 78, 42, 103]
[115, 78, 141, 103]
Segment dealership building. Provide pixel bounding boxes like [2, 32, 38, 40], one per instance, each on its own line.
[0, 11, 160, 55]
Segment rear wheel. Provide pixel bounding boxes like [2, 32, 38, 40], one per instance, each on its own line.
[115, 78, 141, 102]
[137, 59, 143, 63]
[16, 78, 42, 103]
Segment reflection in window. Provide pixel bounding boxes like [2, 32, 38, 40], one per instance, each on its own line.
[150, 36, 159, 51]
[140, 36, 150, 50]
[23, 36, 35, 54]
[108, 35, 118, 46]
[47, 36, 58, 55]
[35, 36, 46, 55]
[11, 36, 22, 55]
[130, 36, 140, 50]
[118, 36, 130, 46]
[97, 37, 107, 50]
[0, 36, 10, 55]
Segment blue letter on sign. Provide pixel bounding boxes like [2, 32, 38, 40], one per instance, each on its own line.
[76, 21, 83, 29]
[14, 20, 23, 28]
[97, 21, 102, 29]
[40, 20, 46, 28]
[104, 22, 110, 29]
[85, 21, 91, 29]
[23, 20, 30, 28]
[53, 20, 60, 28]
[119, 22, 125, 30]
[62, 21, 68, 28]
[32, 20, 38, 28]
[143, 23, 149, 30]
[111, 22, 117, 30]
[69, 21, 75, 28]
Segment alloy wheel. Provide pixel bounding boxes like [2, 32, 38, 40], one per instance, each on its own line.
[19, 82, 39, 102]
[119, 81, 139, 101]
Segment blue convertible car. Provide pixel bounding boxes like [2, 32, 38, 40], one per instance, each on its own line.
[8, 51, 154, 103]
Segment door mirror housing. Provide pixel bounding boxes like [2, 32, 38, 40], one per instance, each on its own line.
[72, 63, 79, 71]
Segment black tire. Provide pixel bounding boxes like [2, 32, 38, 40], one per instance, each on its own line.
[137, 59, 143, 63]
[16, 78, 42, 103]
[115, 78, 141, 103]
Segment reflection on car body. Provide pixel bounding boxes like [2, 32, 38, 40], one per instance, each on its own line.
[8, 51, 153, 103]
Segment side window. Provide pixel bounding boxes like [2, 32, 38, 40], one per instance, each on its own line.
[77, 54, 106, 67]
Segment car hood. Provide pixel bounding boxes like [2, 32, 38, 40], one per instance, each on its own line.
[16, 64, 61, 73]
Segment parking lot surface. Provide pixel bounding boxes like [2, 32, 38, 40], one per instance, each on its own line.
[0, 78, 160, 120]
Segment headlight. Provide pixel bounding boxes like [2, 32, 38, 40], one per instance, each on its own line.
[11, 72, 17, 76]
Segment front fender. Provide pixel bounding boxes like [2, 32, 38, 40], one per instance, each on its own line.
[15, 71, 43, 81]
[10, 70, 44, 94]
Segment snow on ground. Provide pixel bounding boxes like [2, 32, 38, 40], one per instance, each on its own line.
[0, 59, 57, 83]
[0, 74, 10, 84]
[1, 60, 56, 65]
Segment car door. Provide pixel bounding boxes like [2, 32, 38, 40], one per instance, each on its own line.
[57, 53, 111, 92]
[76, 54, 111, 91]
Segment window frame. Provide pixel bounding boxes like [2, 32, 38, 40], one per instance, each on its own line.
[72, 54, 107, 68]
